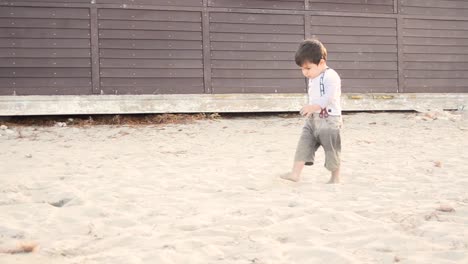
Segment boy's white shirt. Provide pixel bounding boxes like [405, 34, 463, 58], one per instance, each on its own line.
[307, 68, 342, 116]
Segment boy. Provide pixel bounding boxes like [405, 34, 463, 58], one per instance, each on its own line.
[281, 39, 343, 183]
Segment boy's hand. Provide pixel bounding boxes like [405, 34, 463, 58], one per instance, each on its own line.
[300, 104, 321, 117]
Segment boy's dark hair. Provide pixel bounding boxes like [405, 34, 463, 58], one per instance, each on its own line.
[295, 39, 327, 67]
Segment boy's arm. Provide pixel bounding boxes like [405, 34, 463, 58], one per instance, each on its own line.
[310, 75, 340, 109]
[300, 78, 322, 116]
[301, 75, 340, 117]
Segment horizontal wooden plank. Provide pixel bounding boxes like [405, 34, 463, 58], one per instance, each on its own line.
[404, 62, 468, 70]
[212, 78, 305, 89]
[404, 29, 468, 38]
[100, 77, 203, 87]
[0, 48, 90, 58]
[405, 78, 468, 88]
[308, 2, 394, 13]
[401, 6, 468, 17]
[328, 52, 397, 62]
[316, 35, 397, 45]
[402, 86, 468, 93]
[404, 45, 468, 54]
[99, 40, 202, 50]
[402, 0, 468, 9]
[96, 0, 203, 6]
[212, 69, 302, 79]
[99, 30, 202, 40]
[0, 7, 89, 19]
[211, 42, 298, 52]
[403, 37, 468, 46]
[337, 69, 397, 79]
[212, 86, 305, 94]
[209, 12, 303, 25]
[310, 16, 396, 28]
[100, 49, 202, 59]
[0, 68, 91, 77]
[310, 0, 393, 5]
[0, 28, 90, 39]
[342, 86, 396, 93]
[210, 33, 304, 43]
[0, 86, 92, 96]
[100, 58, 203, 68]
[405, 70, 468, 79]
[99, 86, 204, 95]
[326, 44, 397, 53]
[0, 39, 90, 48]
[211, 60, 297, 69]
[98, 9, 201, 22]
[208, 0, 304, 10]
[190, 69, 386, 82]
[98, 20, 201, 31]
[0, 78, 91, 87]
[404, 54, 468, 62]
[5, 0, 90, 2]
[210, 51, 294, 60]
[330, 61, 397, 70]
[0, 18, 90, 29]
[311, 26, 396, 36]
[343, 78, 398, 89]
[100, 68, 203, 78]
[0, 58, 91, 67]
[403, 19, 468, 30]
[210, 23, 304, 34]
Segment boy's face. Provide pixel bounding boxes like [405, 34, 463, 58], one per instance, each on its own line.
[300, 59, 325, 79]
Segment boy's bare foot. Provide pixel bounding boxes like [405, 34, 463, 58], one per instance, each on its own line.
[326, 175, 340, 184]
[280, 173, 300, 182]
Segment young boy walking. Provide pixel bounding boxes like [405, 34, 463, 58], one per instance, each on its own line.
[281, 39, 343, 183]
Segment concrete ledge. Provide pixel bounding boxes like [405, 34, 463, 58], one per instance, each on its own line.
[0, 93, 466, 116]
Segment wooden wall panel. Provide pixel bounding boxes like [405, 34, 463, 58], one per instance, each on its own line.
[210, 12, 305, 93]
[310, 15, 398, 93]
[402, 18, 468, 92]
[401, 0, 468, 17]
[96, 0, 203, 6]
[308, 0, 394, 13]
[0, 0, 466, 96]
[208, 0, 304, 10]
[0, 7, 91, 95]
[98, 9, 204, 94]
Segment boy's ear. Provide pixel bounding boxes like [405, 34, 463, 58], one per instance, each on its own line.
[319, 59, 326, 66]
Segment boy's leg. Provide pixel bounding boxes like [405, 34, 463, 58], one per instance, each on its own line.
[319, 117, 342, 183]
[280, 161, 305, 182]
[327, 166, 340, 184]
[281, 119, 319, 182]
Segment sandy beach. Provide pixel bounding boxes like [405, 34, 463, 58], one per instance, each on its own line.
[0, 111, 467, 264]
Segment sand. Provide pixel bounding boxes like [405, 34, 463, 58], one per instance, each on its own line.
[0, 111, 467, 264]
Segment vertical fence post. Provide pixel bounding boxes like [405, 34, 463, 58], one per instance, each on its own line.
[304, 1, 311, 91]
[396, 0, 404, 93]
[202, 0, 212, 93]
[304, 0, 311, 39]
[90, 5, 101, 94]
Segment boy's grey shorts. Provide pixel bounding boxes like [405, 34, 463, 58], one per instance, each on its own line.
[294, 114, 342, 171]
